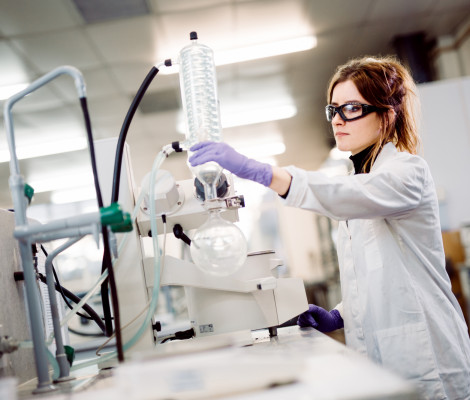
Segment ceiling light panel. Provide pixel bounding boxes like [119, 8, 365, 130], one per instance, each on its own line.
[0, 83, 29, 101]
[6, 85, 66, 112]
[369, 0, 435, 21]
[86, 96, 133, 124]
[8, 106, 85, 144]
[41, 67, 122, 104]
[72, 0, 150, 23]
[28, 169, 94, 193]
[150, 0, 231, 14]
[74, 67, 122, 100]
[156, 4, 235, 59]
[110, 62, 180, 94]
[12, 29, 102, 73]
[0, 42, 32, 86]
[0, 0, 82, 36]
[234, 0, 313, 45]
[138, 89, 180, 114]
[214, 35, 316, 66]
[86, 16, 160, 64]
[0, 136, 88, 163]
[51, 186, 97, 204]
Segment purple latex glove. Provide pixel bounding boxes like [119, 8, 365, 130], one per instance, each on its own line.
[189, 141, 273, 187]
[297, 304, 344, 333]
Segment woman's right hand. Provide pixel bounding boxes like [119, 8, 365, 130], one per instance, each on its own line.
[189, 141, 273, 187]
[297, 304, 344, 332]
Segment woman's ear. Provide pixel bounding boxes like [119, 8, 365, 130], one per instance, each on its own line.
[387, 107, 397, 124]
[380, 107, 396, 133]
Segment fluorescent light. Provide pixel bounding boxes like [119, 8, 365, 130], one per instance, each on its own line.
[222, 104, 297, 128]
[159, 35, 316, 74]
[50, 186, 97, 204]
[0, 137, 87, 163]
[177, 103, 296, 133]
[236, 142, 286, 159]
[0, 83, 29, 100]
[29, 171, 93, 193]
[215, 35, 317, 66]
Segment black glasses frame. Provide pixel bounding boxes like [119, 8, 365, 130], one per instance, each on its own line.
[325, 103, 385, 122]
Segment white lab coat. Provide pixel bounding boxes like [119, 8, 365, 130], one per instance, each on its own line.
[282, 142, 470, 399]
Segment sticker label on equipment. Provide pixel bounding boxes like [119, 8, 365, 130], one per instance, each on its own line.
[199, 324, 213, 333]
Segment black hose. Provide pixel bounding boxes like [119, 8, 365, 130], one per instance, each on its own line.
[79, 97, 104, 208]
[111, 66, 159, 203]
[36, 272, 106, 334]
[40, 245, 103, 325]
[78, 97, 113, 333]
[67, 326, 105, 338]
[101, 227, 124, 361]
[103, 61, 168, 360]
[79, 97, 124, 362]
[79, 97, 114, 335]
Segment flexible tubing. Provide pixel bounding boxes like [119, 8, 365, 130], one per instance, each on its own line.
[60, 181, 149, 329]
[120, 149, 169, 351]
[71, 147, 171, 371]
[46, 348, 60, 381]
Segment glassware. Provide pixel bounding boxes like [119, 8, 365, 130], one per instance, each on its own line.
[178, 32, 248, 275]
[190, 209, 247, 276]
[179, 31, 222, 201]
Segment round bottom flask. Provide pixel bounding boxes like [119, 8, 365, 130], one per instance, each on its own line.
[190, 209, 247, 276]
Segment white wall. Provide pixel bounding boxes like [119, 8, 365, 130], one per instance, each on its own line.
[434, 16, 470, 80]
[419, 77, 470, 230]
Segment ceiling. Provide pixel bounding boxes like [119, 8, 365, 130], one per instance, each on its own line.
[1, 0, 470, 210]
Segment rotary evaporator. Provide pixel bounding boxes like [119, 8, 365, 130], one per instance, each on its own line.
[131, 31, 307, 342]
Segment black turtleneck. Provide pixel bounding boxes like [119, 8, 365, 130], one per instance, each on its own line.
[349, 145, 374, 174]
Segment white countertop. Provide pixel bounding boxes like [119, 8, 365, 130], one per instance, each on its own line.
[18, 326, 418, 400]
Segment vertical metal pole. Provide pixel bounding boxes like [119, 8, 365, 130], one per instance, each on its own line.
[9, 176, 56, 394]
[45, 237, 82, 382]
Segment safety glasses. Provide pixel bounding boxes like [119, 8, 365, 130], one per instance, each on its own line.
[325, 103, 385, 122]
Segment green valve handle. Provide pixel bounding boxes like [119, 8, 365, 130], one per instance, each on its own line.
[100, 203, 133, 232]
[24, 183, 34, 204]
[100, 203, 124, 226]
[64, 345, 75, 366]
[110, 212, 133, 233]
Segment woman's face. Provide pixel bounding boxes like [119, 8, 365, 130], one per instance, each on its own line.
[330, 79, 382, 155]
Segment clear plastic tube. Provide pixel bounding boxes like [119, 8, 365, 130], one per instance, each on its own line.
[71, 147, 170, 371]
[59, 175, 150, 335]
[46, 348, 60, 381]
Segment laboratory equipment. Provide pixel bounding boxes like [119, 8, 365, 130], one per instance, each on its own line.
[190, 209, 247, 276]
[177, 31, 248, 276]
[179, 31, 223, 202]
[133, 164, 306, 341]
[131, 32, 307, 342]
[3, 66, 132, 393]
[150, 248, 308, 340]
[0, 210, 35, 384]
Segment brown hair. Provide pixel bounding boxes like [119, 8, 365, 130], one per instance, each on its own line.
[327, 55, 420, 173]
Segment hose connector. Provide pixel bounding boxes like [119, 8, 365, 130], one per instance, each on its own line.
[100, 203, 133, 233]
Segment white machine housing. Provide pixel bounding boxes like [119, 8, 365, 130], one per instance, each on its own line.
[96, 137, 308, 344]
[143, 251, 308, 338]
[136, 166, 308, 339]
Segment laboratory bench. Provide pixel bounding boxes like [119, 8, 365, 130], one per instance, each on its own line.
[16, 325, 418, 400]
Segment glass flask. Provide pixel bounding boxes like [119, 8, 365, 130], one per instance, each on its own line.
[179, 31, 223, 201]
[190, 209, 247, 276]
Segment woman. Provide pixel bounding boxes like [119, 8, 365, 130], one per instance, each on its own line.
[188, 56, 470, 399]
